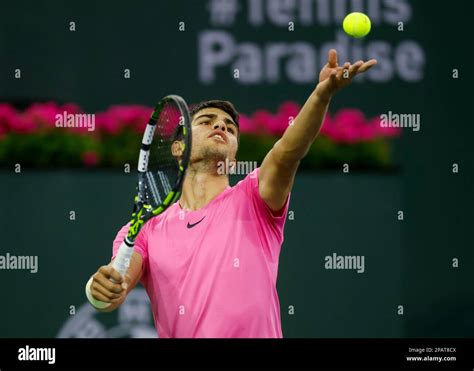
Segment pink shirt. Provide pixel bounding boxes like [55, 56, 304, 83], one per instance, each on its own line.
[112, 167, 290, 338]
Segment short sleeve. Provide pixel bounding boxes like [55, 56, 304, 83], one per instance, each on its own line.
[112, 221, 149, 283]
[236, 167, 290, 247]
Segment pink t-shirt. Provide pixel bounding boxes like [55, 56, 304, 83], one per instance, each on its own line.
[112, 167, 290, 338]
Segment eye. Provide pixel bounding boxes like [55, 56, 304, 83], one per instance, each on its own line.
[227, 127, 235, 134]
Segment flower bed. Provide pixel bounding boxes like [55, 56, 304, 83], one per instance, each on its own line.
[0, 101, 401, 169]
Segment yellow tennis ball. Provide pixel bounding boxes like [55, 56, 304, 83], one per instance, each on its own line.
[343, 12, 371, 38]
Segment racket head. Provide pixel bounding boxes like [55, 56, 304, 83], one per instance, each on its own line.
[127, 95, 191, 240]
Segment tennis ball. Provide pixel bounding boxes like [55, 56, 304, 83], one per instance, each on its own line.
[343, 12, 371, 38]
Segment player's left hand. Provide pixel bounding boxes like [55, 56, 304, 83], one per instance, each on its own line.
[315, 49, 377, 101]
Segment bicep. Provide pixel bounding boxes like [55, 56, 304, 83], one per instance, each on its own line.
[259, 140, 299, 212]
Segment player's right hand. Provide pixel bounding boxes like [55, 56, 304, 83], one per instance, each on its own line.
[90, 265, 130, 303]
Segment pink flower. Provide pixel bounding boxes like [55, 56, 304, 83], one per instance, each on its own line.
[251, 110, 273, 134]
[333, 124, 361, 143]
[96, 105, 151, 135]
[0, 123, 6, 139]
[238, 113, 258, 134]
[160, 106, 183, 137]
[357, 122, 377, 141]
[271, 102, 301, 136]
[319, 112, 334, 136]
[74, 105, 152, 136]
[252, 110, 289, 136]
[0, 104, 19, 134]
[277, 101, 300, 121]
[95, 111, 122, 135]
[81, 151, 99, 167]
[15, 116, 37, 133]
[62, 103, 82, 115]
[15, 102, 85, 133]
[334, 109, 366, 128]
[0, 104, 38, 134]
[59, 103, 90, 134]
[324, 109, 373, 143]
[273, 113, 296, 136]
[369, 117, 402, 138]
[23, 102, 62, 129]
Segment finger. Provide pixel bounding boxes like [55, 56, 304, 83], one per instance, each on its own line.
[328, 49, 338, 68]
[336, 66, 345, 80]
[92, 282, 121, 300]
[91, 288, 113, 303]
[348, 61, 363, 76]
[122, 274, 131, 291]
[340, 62, 354, 80]
[357, 59, 378, 73]
[109, 268, 124, 284]
[99, 265, 123, 283]
[93, 273, 124, 294]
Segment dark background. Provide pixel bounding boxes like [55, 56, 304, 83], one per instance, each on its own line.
[0, 0, 472, 338]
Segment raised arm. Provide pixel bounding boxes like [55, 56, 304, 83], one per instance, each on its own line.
[259, 49, 377, 212]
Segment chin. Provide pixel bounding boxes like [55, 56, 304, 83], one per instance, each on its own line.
[200, 146, 228, 162]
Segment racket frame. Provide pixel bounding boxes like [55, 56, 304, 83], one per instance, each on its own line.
[112, 95, 192, 276]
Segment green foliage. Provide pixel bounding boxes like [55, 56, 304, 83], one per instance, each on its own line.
[0, 131, 396, 170]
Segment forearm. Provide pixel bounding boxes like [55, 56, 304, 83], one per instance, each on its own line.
[275, 89, 331, 164]
[258, 89, 330, 210]
[258, 50, 376, 211]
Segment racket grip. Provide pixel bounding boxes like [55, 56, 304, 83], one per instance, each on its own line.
[112, 240, 134, 277]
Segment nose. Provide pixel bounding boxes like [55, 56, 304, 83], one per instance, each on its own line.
[213, 120, 226, 131]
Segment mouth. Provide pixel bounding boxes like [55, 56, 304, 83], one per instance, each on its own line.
[208, 131, 227, 144]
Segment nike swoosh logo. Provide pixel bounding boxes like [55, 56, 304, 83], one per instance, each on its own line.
[186, 216, 206, 229]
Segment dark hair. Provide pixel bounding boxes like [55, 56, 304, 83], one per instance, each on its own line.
[173, 100, 240, 143]
[190, 100, 239, 128]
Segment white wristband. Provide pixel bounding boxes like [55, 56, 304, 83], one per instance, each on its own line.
[85, 276, 111, 309]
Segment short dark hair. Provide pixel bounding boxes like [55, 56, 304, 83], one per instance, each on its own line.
[190, 100, 239, 128]
[173, 100, 240, 143]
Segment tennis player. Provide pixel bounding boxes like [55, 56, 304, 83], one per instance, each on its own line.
[87, 49, 377, 338]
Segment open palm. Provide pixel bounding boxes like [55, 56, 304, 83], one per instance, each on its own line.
[316, 49, 377, 100]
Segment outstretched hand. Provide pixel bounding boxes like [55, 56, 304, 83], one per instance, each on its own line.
[315, 49, 377, 101]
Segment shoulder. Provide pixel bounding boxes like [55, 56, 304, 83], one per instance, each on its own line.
[232, 167, 260, 193]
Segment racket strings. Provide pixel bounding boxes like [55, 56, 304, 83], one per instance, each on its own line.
[142, 101, 184, 208]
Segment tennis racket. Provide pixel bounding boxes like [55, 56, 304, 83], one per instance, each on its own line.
[112, 94, 192, 277]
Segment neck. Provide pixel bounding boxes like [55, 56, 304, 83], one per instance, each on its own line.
[179, 165, 229, 211]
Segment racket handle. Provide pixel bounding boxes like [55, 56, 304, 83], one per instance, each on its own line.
[112, 240, 135, 277]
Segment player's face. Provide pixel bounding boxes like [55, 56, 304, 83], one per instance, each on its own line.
[189, 107, 238, 166]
